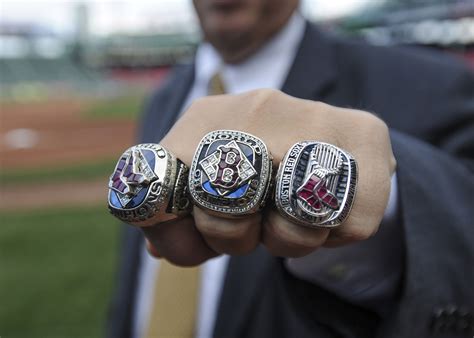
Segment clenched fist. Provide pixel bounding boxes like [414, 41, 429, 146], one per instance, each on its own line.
[142, 89, 396, 266]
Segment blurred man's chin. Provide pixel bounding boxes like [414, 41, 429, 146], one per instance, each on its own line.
[207, 30, 250, 51]
[194, 0, 298, 62]
[203, 11, 256, 34]
[203, 17, 255, 44]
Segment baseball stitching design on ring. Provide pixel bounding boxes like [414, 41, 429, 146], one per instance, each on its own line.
[107, 143, 191, 226]
[189, 130, 272, 217]
[275, 141, 357, 228]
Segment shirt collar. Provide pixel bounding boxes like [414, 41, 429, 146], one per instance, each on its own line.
[194, 11, 306, 93]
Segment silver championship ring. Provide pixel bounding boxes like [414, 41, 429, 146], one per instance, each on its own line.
[275, 141, 357, 228]
[107, 143, 191, 226]
[189, 130, 272, 217]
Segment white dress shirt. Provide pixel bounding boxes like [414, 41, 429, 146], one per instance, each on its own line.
[134, 12, 401, 338]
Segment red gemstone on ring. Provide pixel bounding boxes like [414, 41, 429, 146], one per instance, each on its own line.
[297, 174, 339, 211]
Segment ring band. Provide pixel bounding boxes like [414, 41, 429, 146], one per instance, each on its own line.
[275, 141, 357, 228]
[189, 130, 272, 217]
[108, 143, 191, 226]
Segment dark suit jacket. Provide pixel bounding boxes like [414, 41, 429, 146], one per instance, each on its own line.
[107, 23, 474, 338]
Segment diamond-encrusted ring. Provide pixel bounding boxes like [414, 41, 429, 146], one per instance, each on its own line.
[189, 130, 273, 217]
[107, 143, 191, 226]
[275, 141, 357, 228]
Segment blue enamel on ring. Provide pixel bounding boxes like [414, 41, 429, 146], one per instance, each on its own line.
[188, 130, 272, 217]
[107, 144, 191, 226]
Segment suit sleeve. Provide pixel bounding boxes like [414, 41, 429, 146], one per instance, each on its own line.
[381, 125, 474, 336]
[360, 60, 474, 336]
[287, 56, 474, 335]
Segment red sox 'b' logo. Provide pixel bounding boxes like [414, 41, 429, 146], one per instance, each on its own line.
[212, 145, 242, 189]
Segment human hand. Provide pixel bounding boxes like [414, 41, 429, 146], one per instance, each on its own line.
[142, 89, 396, 266]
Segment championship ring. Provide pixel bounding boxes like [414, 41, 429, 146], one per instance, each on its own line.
[275, 141, 357, 228]
[189, 130, 272, 217]
[107, 144, 191, 226]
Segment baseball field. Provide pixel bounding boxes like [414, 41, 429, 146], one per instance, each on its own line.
[0, 94, 143, 337]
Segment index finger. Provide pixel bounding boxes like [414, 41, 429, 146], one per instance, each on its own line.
[141, 216, 218, 267]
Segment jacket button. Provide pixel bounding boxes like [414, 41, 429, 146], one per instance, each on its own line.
[431, 306, 474, 335]
[431, 307, 448, 333]
[456, 308, 473, 335]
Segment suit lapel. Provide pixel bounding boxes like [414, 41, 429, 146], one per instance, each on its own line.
[160, 64, 195, 137]
[139, 63, 195, 143]
[281, 23, 337, 101]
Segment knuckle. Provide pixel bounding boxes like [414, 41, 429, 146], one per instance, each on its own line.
[196, 220, 249, 240]
[244, 88, 282, 113]
[334, 226, 378, 243]
[186, 95, 222, 119]
[390, 154, 397, 173]
[310, 100, 331, 112]
[369, 171, 392, 213]
[381, 172, 392, 193]
[188, 96, 209, 112]
[145, 240, 162, 258]
[373, 119, 390, 142]
[165, 255, 203, 267]
[194, 211, 261, 241]
[249, 88, 281, 99]
[359, 111, 389, 138]
[287, 234, 326, 250]
[267, 219, 328, 250]
[300, 100, 330, 122]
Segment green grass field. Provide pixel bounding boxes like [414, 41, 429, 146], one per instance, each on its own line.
[82, 95, 144, 121]
[0, 206, 120, 338]
[0, 93, 144, 337]
[0, 159, 117, 188]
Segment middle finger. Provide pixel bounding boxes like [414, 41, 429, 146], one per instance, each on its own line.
[193, 207, 261, 255]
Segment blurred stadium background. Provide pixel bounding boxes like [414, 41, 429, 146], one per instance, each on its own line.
[0, 0, 473, 336]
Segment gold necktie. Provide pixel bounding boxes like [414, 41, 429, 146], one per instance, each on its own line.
[144, 72, 226, 338]
[208, 72, 226, 95]
[145, 262, 200, 338]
